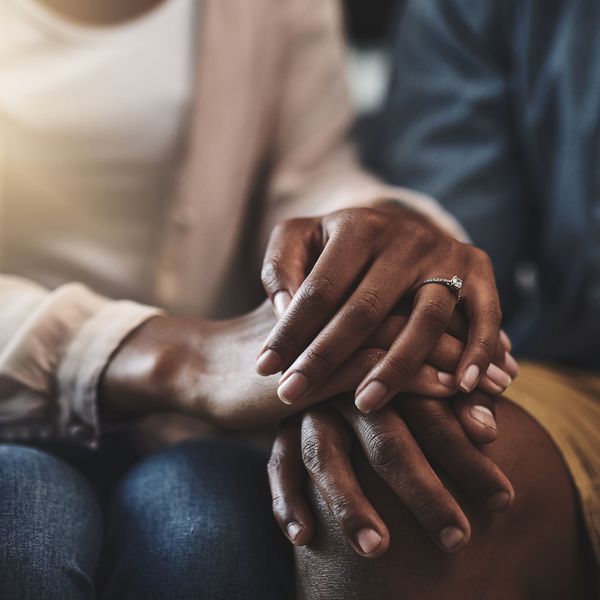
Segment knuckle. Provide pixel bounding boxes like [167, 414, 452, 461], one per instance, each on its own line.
[472, 246, 493, 267]
[268, 323, 301, 353]
[261, 258, 283, 290]
[303, 345, 334, 376]
[384, 352, 415, 380]
[275, 217, 306, 234]
[271, 494, 288, 518]
[474, 336, 496, 358]
[366, 429, 405, 472]
[267, 452, 286, 477]
[419, 416, 456, 451]
[346, 291, 385, 330]
[360, 209, 385, 234]
[301, 434, 329, 476]
[410, 491, 448, 523]
[299, 274, 336, 309]
[336, 207, 383, 238]
[329, 495, 360, 528]
[408, 222, 434, 246]
[418, 296, 451, 329]
[269, 221, 288, 240]
[329, 211, 355, 235]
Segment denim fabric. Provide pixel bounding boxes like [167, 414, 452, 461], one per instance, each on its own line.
[0, 445, 102, 600]
[371, 0, 600, 369]
[0, 440, 293, 600]
[103, 440, 294, 600]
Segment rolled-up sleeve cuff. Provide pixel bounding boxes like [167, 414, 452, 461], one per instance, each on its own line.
[57, 301, 162, 448]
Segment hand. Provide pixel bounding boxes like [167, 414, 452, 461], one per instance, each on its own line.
[257, 204, 514, 412]
[268, 393, 514, 558]
[101, 302, 516, 427]
[100, 301, 286, 427]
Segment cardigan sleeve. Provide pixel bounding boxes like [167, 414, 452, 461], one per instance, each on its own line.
[0, 275, 161, 447]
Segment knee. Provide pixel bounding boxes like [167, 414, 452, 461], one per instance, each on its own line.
[296, 399, 581, 600]
[112, 440, 272, 554]
[0, 445, 101, 599]
[108, 440, 292, 599]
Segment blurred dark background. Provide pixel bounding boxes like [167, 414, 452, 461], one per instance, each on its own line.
[343, 0, 400, 45]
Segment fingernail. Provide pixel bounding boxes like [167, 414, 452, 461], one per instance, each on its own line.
[287, 522, 303, 543]
[469, 405, 497, 430]
[439, 526, 466, 551]
[277, 372, 309, 404]
[356, 528, 382, 555]
[437, 371, 457, 389]
[504, 352, 519, 378]
[459, 364, 480, 393]
[485, 491, 511, 513]
[486, 363, 512, 391]
[480, 376, 504, 395]
[499, 330, 512, 352]
[355, 381, 388, 414]
[256, 349, 283, 375]
[274, 291, 292, 318]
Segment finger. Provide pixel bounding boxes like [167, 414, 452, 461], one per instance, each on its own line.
[367, 320, 465, 374]
[354, 284, 456, 413]
[455, 252, 504, 393]
[427, 305, 510, 353]
[277, 259, 412, 405]
[429, 335, 512, 395]
[499, 329, 513, 353]
[366, 317, 515, 393]
[300, 407, 390, 558]
[451, 392, 498, 445]
[261, 219, 318, 319]
[500, 345, 519, 379]
[336, 401, 471, 552]
[306, 350, 456, 407]
[447, 314, 515, 377]
[257, 227, 372, 378]
[268, 418, 315, 546]
[400, 396, 514, 513]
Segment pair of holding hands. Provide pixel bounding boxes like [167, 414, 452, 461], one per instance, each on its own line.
[257, 203, 518, 557]
[102, 202, 518, 557]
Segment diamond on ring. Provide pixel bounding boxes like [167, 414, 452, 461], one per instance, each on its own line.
[420, 275, 463, 303]
[450, 275, 463, 290]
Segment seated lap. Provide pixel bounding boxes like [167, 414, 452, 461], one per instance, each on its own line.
[104, 439, 294, 600]
[0, 445, 102, 600]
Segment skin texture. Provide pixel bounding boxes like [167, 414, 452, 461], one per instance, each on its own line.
[294, 398, 594, 600]
[257, 204, 512, 414]
[37, 0, 166, 25]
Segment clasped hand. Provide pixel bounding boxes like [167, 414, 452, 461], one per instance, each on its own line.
[102, 203, 518, 558]
[257, 203, 518, 556]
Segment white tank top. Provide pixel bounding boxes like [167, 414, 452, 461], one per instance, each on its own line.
[0, 0, 196, 302]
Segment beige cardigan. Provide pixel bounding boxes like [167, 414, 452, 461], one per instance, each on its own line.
[0, 0, 466, 445]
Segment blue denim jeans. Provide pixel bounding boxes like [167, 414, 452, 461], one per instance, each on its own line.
[0, 440, 294, 599]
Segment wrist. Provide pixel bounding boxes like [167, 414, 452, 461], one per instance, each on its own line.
[99, 315, 211, 419]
